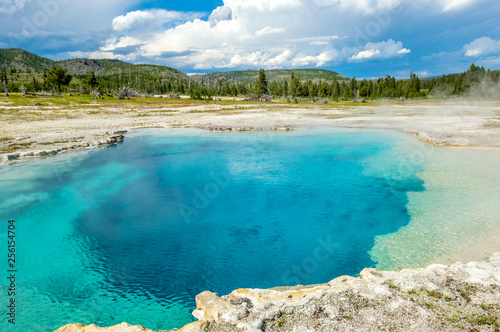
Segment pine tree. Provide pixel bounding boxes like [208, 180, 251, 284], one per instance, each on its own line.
[257, 69, 268, 96]
[349, 77, 357, 99]
[31, 76, 40, 92]
[0, 67, 8, 85]
[319, 80, 329, 98]
[46, 66, 72, 93]
[86, 71, 98, 90]
[332, 80, 340, 99]
[269, 79, 278, 97]
[289, 72, 299, 97]
[412, 74, 421, 96]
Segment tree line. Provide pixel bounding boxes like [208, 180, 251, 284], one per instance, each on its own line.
[1, 63, 498, 100]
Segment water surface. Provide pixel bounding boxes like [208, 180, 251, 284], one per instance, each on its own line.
[0, 128, 426, 331]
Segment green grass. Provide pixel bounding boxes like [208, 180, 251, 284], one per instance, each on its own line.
[427, 290, 443, 299]
[0, 93, 382, 108]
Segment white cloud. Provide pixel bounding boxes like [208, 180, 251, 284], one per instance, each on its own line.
[255, 27, 285, 37]
[416, 70, 429, 76]
[463, 37, 500, 57]
[104, 1, 402, 69]
[351, 49, 380, 60]
[67, 50, 127, 61]
[266, 50, 293, 67]
[292, 35, 343, 45]
[101, 36, 143, 51]
[313, 0, 340, 8]
[102, 1, 427, 69]
[292, 51, 336, 67]
[350, 39, 411, 61]
[227, 52, 263, 68]
[13, 0, 488, 71]
[0, 0, 31, 15]
[112, 9, 202, 32]
[223, 0, 303, 12]
[208, 6, 232, 27]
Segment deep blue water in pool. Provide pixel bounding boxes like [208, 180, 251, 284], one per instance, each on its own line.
[0, 128, 424, 331]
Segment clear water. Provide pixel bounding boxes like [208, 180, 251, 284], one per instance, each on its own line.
[371, 145, 500, 270]
[0, 128, 425, 331]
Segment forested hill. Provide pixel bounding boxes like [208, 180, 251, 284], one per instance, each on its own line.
[0, 48, 54, 72]
[191, 69, 348, 84]
[1, 48, 498, 99]
[0, 49, 345, 83]
[0, 49, 186, 79]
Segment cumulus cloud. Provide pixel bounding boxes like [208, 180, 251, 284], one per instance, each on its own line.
[208, 6, 232, 27]
[292, 51, 337, 67]
[4, 0, 494, 73]
[255, 27, 285, 37]
[101, 36, 144, 51]
[100, 1, 418, 69]
[0, 0, 31, 15]
[463, 37, 500, 57]
[112, 9, 202, 32]
[266, 50, 293, 67]
[350, 39, 411, 61]
[351, 49, 381, 60]
[67, 50, 127, 61]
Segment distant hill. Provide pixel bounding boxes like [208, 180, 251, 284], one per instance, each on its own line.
[192, 69, 349, 84]
[0, 49, 187, 80]
[0, 48, 349, 89]
[57, 58, 187, 79]
[0, 48, 55, 72]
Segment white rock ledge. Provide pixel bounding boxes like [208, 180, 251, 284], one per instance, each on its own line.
[0, 134, 125, 165]
[55, 253, 500, 332]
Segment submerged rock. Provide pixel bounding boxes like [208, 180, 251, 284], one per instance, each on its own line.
[55, 253, 500, 332]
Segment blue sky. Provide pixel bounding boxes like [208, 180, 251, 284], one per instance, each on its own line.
[1, 0, 499, 78]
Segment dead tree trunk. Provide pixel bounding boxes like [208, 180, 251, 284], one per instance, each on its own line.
[93, 91, 104, 100]
[2, 83, 9, 97]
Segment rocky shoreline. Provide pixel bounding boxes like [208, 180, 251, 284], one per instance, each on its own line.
[200, 125, 293, 132]
[0, 132, 126, 164]
[2, 100, 499, 331]
[2, 100, 500, 166]
[0, 125, 296, 165]
[55, 253, 500, 332]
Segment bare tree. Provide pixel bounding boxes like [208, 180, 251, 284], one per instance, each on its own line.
[93, 90, 104, 100]
[118, 87, 132, 100]
[118, 86, 142, 99]
[2, 82, 8, 97]
[21, 84, 27, 97]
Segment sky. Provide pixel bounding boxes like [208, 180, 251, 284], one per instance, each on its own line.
[1, 0, 499, 78]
